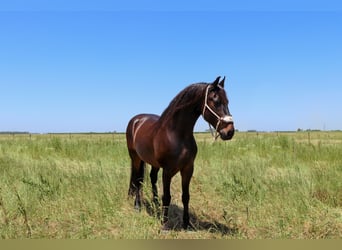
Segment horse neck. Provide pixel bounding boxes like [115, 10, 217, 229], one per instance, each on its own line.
[161, 101, 202, 138]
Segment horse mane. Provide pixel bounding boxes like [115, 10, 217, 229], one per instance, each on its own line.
[159, 83, 207, 126]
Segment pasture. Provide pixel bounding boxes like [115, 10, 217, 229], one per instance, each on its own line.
[0, 131, 341, 239]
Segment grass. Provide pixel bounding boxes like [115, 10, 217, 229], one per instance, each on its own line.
[0, 132, 341, 239]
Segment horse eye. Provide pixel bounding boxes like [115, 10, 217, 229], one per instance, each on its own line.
[213, 97, 221, 106]
[211, 93, 219, 102]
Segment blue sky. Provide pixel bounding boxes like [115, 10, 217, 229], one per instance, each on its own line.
[1, 1, 342, 133]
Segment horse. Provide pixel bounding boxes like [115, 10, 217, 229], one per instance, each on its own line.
[126, 76, 235, 229]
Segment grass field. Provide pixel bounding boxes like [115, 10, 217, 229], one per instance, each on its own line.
[0, 131, 341, 239]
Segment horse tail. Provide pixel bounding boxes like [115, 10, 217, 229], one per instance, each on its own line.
[126, 116, 145, 200]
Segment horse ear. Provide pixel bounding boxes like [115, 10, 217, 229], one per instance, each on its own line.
[219, 76, 226, 88]
[212, 76, 221, 87]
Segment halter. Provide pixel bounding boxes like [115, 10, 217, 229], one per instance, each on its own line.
[202, 85, 234, 140]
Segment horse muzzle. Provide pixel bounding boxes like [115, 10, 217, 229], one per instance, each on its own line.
[219, 119, 235, 140]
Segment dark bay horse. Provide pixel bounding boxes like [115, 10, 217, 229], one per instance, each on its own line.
[126, 76, 235, 229]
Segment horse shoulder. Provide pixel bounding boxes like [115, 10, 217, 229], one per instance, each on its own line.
[153, 131, 197, 169]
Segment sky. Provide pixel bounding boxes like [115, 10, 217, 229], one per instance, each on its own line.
[1, 1, 342, 133]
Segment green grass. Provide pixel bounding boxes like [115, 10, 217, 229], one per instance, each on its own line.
[0, 132, 341, 238]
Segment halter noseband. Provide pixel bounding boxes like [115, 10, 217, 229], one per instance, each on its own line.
[202, 85, 234, 140]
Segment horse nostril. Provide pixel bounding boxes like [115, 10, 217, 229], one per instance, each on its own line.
[229, 130, 235, 137]
[227, 128, 235, 138]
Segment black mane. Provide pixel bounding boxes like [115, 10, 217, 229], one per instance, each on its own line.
[159, 83, 207, 125]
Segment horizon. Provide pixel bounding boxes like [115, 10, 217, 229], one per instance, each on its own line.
[1, 128, 341, 135]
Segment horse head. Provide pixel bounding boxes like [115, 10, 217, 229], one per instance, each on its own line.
[202, 76, 235, 140]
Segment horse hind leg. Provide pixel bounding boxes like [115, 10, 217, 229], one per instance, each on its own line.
[128, 155, 145, 211]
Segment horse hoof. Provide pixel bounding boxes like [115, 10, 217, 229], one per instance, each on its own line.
[134, 204, 141, 212]
[160, 223, 171, 233]
[183, 222, 196, 232]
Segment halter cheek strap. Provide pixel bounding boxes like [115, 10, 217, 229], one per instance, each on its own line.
[202, 85, 234, 140]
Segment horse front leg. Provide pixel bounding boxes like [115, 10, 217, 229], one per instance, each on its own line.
[161, 170, 172, 228]
[181, 165, 194, 230]
[150, 166, 160, 206]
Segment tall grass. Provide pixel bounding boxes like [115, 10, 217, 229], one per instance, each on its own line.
[195, 133, 341, 238]
[0, 132, 341, 238]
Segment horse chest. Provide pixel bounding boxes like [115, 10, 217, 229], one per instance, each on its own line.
[154, 137, 197, 168]
[135, 142, 160, 167]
